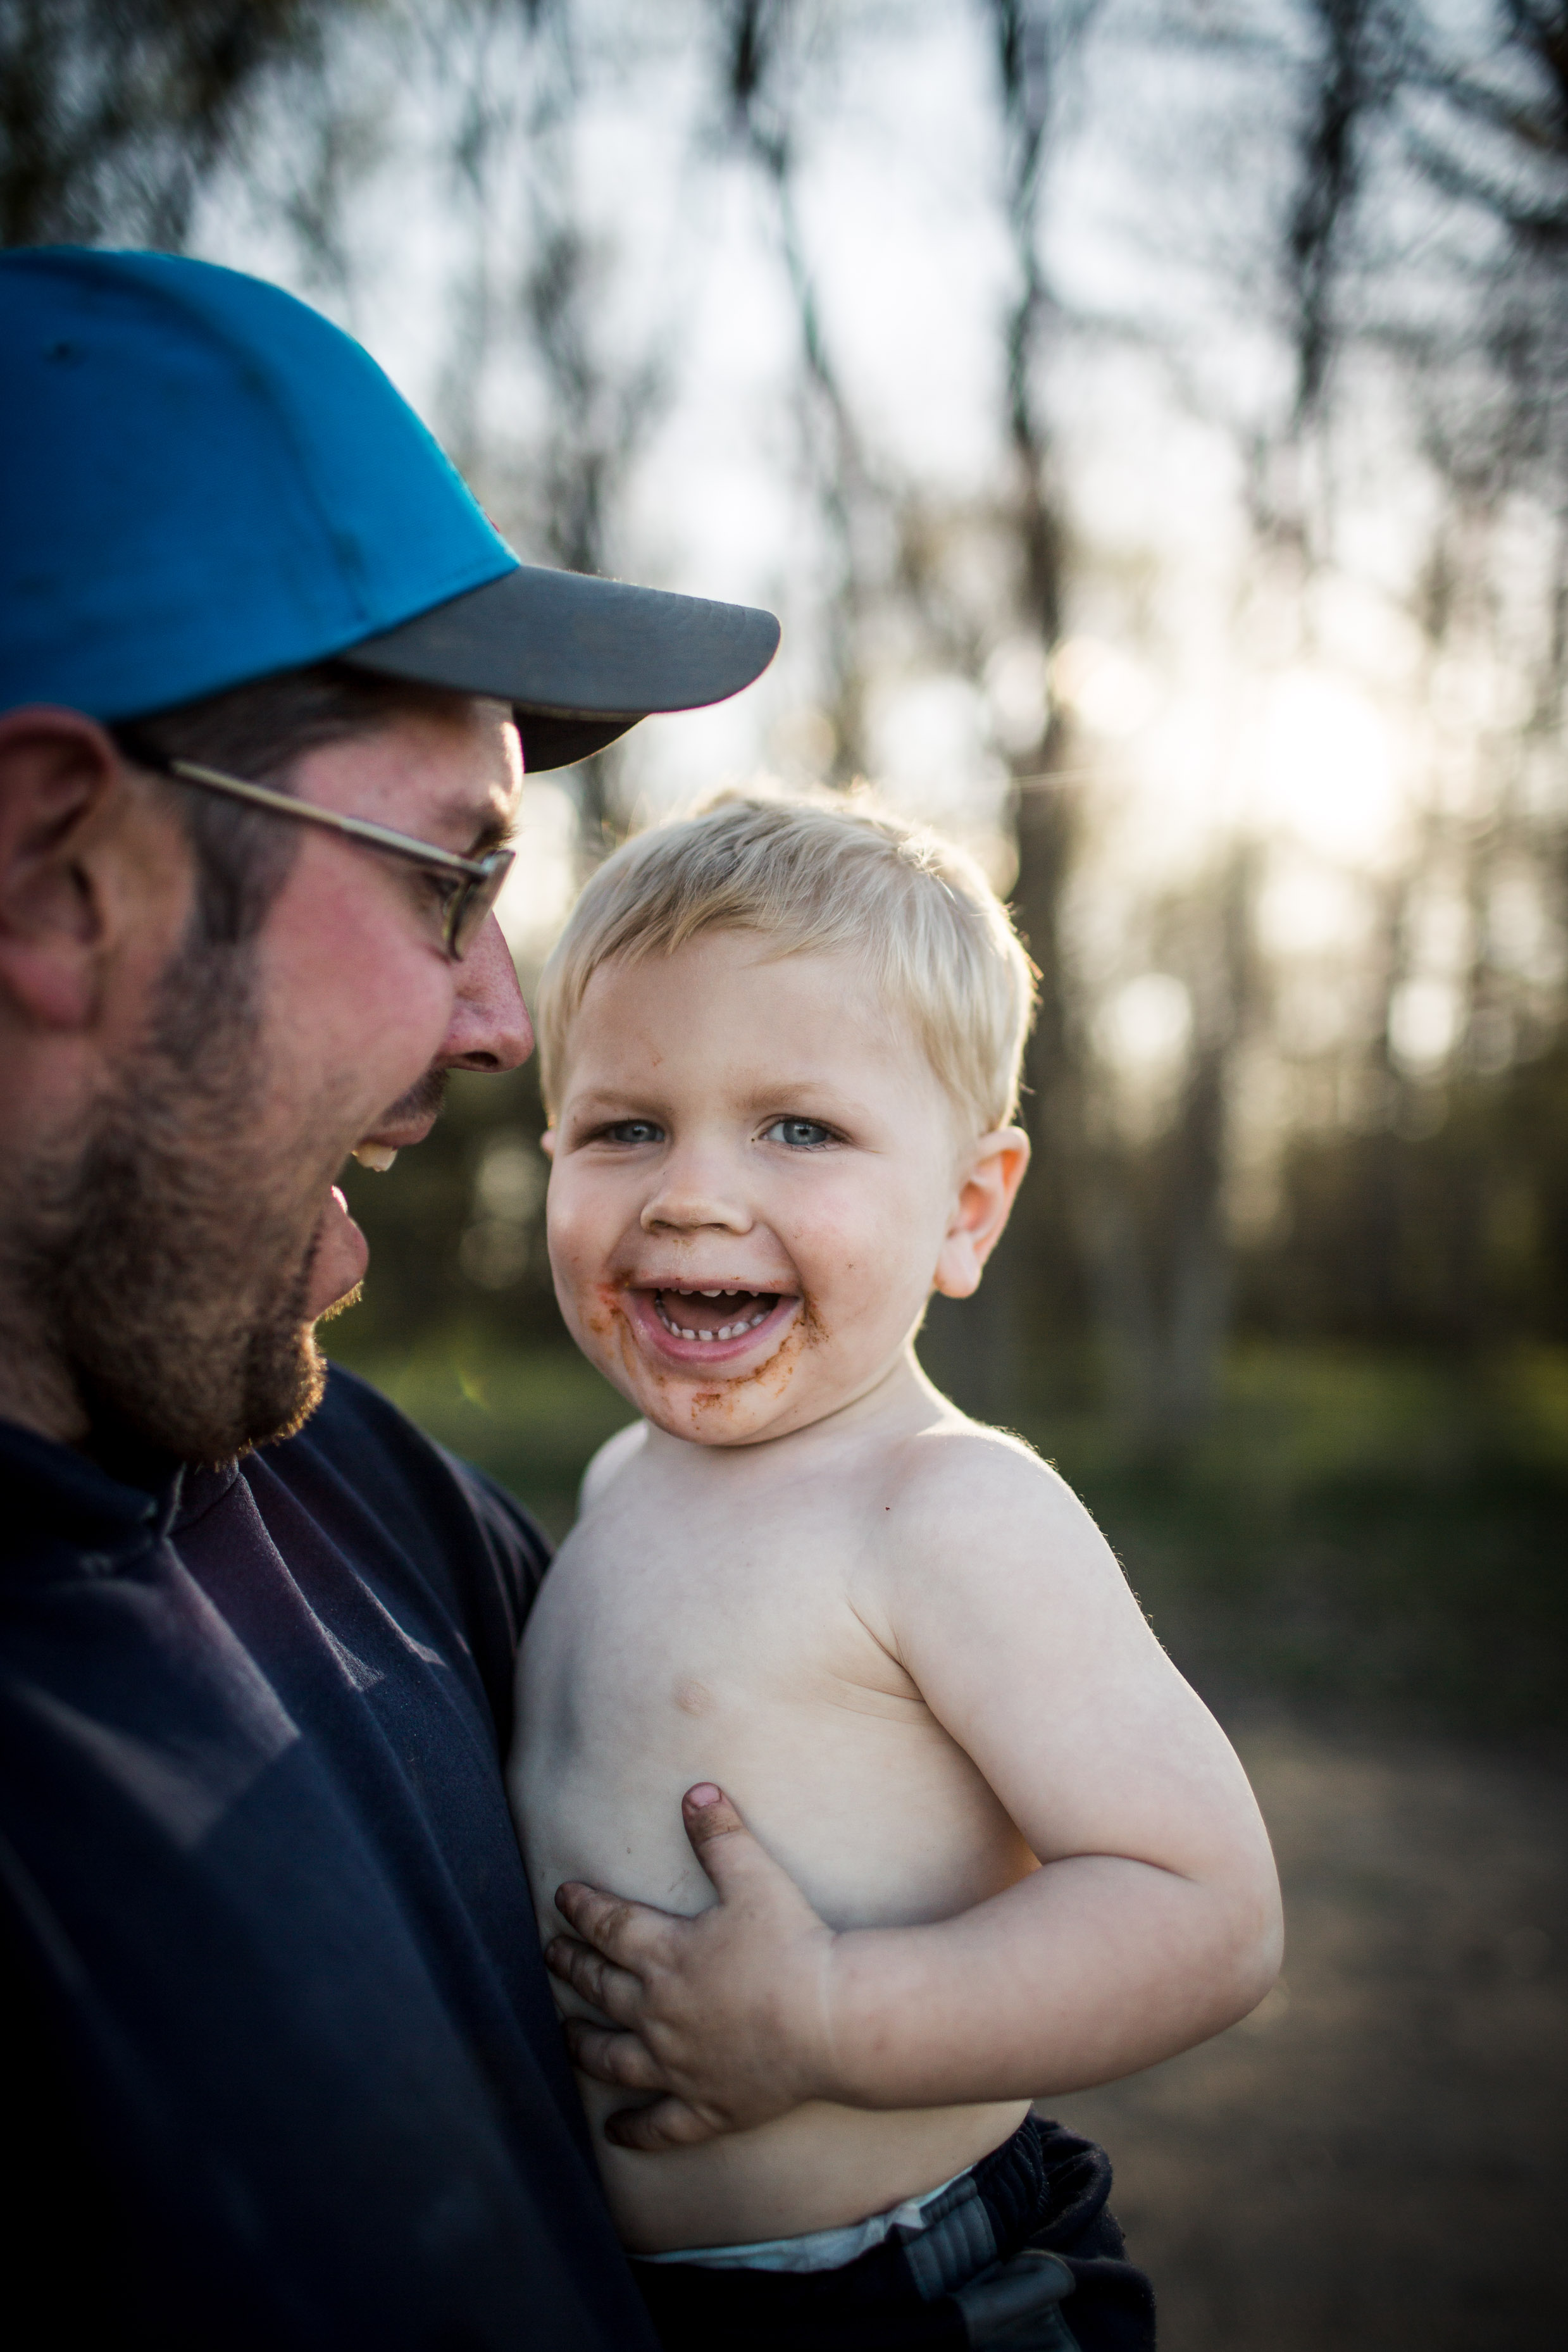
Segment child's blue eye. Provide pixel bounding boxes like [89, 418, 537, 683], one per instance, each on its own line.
[764, 1117, 837, 1149]
[602, 1119, 663, 1145]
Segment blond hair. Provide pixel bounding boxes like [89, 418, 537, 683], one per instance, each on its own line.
[535, 790, 1038, 1135]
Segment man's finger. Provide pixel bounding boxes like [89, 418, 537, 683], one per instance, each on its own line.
[543, 1934, 642, 2025]
[563, 2019, 666, 2091]
[602, 2095, 725, 2153]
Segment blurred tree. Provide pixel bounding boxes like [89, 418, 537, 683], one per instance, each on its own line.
[1119, 0, 1568, 1373]
[0, 0, 340, 247]
[712, 0, 883, 779]
[708, 0, 1109, 1418]
[8, 0, 1566, 1388]
[949, 0, 1098, 1422]
[427, 0, 669, 852]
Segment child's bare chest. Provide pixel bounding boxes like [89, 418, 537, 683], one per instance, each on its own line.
[512, 1471, 1033, 1934]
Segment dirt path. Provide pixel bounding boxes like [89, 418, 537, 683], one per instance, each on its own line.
[1052, 1715, 1567, 2350]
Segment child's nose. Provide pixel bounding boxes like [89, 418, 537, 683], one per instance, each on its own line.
[639, 1152, 752, 1235]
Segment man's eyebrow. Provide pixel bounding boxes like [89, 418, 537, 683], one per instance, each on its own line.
[435, 797, 518, 857]
[469, 810, 517, 856]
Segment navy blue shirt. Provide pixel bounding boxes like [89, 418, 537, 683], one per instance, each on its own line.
[0, 1367, 656, 2350]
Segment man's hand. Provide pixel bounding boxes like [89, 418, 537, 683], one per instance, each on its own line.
[547, 1784, 839, 2152]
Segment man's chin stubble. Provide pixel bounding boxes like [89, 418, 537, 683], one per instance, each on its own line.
[315, 1282, 363, 1329]
[49, 1153, 333, 1466]
[27, 962, 341, 1465]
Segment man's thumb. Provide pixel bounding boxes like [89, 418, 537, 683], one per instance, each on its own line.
[681, 1783, 754, 1891]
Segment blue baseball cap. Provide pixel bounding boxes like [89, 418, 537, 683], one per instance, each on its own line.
[0, 247, 779, 769]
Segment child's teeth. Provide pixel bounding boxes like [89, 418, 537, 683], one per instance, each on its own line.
[352, 1142, 398, 1172]
[654, 1290, 783, 1342]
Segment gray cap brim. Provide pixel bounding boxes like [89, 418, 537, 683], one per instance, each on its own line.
[342, 563, 780, 772]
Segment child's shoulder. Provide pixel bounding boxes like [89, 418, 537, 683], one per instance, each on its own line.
[578, 1417, 649, 1512]
[883, 1410, 1081, 1515]
[867, 1412, 1114, 1591]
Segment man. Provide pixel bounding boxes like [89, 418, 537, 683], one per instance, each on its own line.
[0, 246, 781, 2348]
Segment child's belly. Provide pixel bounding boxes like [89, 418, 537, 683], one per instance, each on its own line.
[511, 1610, 1039, 2249]
[585, 2084, 1031, 2255]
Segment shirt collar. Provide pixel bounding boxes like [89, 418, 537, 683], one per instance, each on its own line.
[0, 1414, 180, 1576]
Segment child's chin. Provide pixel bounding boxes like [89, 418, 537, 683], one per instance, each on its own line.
[637, 1372, 794, 1447]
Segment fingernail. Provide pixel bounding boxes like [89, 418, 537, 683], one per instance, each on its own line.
[685, 1783, 722, 1809]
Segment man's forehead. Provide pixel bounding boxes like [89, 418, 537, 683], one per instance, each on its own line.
[399, 700, 521, 838]
[442, 719, 521, 802]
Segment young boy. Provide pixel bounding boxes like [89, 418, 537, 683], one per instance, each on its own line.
[509, 793, 1282, 2350]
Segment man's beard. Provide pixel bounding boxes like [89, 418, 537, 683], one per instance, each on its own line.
[21, 939, 341, 1467]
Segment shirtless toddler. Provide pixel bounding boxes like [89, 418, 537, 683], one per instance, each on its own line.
[508, 793, 1281, 2346]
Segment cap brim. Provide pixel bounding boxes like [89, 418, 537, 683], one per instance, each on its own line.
[342, 563, 780, 771]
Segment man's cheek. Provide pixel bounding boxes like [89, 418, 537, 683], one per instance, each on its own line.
[268, 943, 451, 1126]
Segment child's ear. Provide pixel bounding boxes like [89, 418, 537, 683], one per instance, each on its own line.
[539, 1127, 556, 1158]
[933, 1126, 1031, 1300]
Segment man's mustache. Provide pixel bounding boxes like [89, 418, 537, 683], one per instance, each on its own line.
[376, 1065, 449, 1134]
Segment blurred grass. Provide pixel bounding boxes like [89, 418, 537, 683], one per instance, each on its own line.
[324, 1324, 1568, 1734]
[1026, 1345, 1568, 1736]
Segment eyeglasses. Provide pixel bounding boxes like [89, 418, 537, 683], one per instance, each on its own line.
[146, 754, 515, 961]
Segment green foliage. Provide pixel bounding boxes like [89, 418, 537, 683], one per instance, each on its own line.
[1238, 1042, 1568, 1346]
[1030, 1343, 1568, 1736]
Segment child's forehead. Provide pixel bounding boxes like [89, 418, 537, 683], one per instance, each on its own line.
[557, 931, 967, 1114]
[580, 933, 912, 1056]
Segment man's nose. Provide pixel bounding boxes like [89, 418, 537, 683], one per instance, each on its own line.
[640, 1143, 752, 1235]
[442, 914, 533, 1072]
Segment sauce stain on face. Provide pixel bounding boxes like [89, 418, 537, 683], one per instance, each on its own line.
[584, 1287, 644, 1390]
[687, 1297, 824, 1435]
[583, 1283, 828, 1442]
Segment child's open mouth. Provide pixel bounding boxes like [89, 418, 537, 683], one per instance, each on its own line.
[653, 1286, 781, 1343]
[618, 1283, 800, 1368]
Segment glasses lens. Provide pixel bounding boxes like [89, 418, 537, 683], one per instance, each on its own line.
[447, 849, 514, 959]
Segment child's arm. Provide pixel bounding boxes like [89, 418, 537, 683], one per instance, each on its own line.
[824, 1433, 1282, 2103]
[547, 1437, 1282, 2150]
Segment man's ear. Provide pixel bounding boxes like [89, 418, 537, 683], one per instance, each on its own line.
[933, 1126, 1031, 1300]
[0, 708, 123, 1030]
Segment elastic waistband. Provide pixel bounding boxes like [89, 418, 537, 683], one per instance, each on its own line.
[628, 2115, 1152, 2350]
[895, 2117, 1044, 2302]
[640, 2158, 977, 2275]
[635, 2119, 1045, 2294]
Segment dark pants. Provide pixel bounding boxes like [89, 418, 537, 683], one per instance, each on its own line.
[632, 2115, 1156, 2351]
